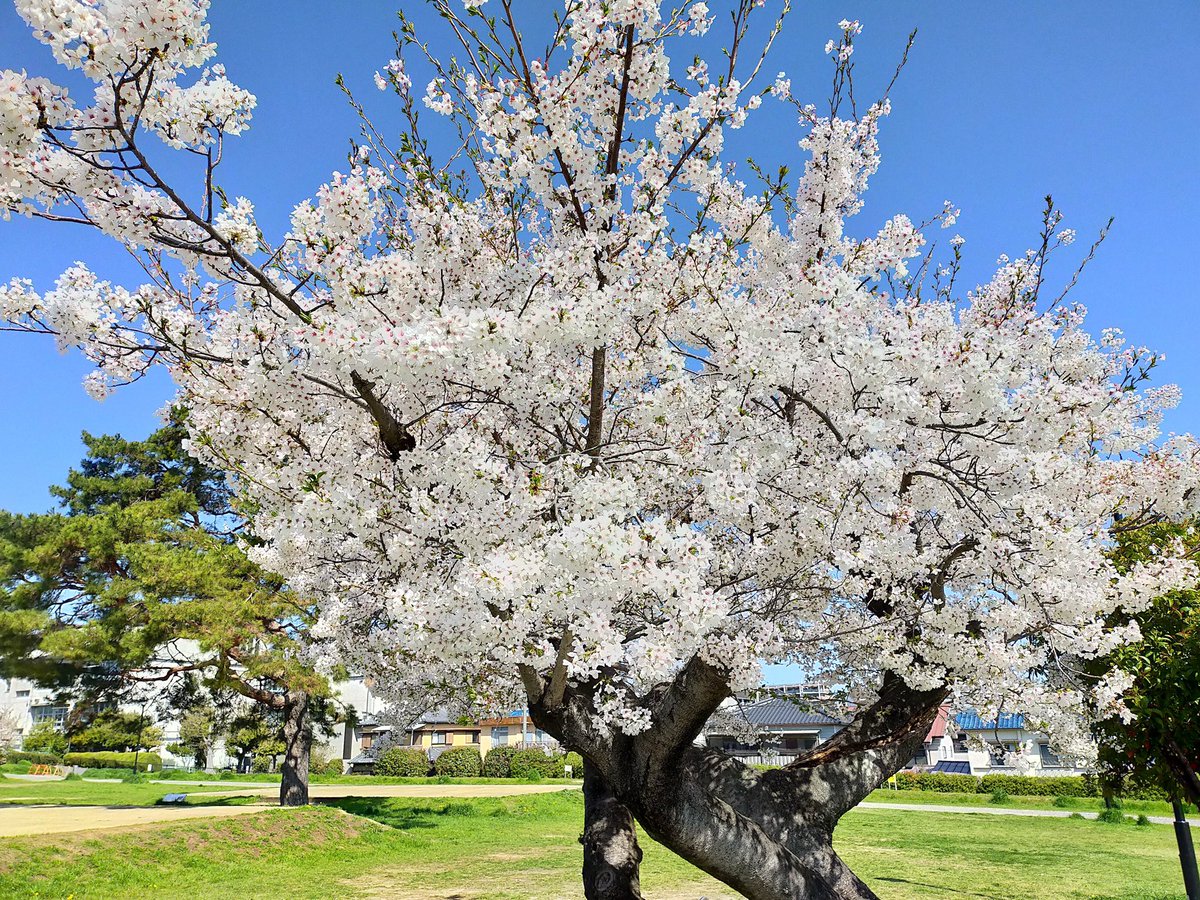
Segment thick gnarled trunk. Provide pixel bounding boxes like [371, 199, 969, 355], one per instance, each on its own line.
[581, 759, 644, 900]
[526, 658, 945, 900]
[279, 689, 312, 807]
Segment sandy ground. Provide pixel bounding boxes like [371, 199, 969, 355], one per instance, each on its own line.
[0, 783, 576, 837]
[0, 803, 270, 836]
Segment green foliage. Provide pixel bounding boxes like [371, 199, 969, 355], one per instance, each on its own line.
[22, 722, 67, 756]
[1096, 806, 1130, 825]
[8, 750, 61, 766]
[482, 745, 517, 777]
[508, 749, 566, 779]
[0, 418, 336, 785]
[68, 710, 161, 753]
[434, 747, 482, 778]
[176, 706, 221, 769]
[1089, 522, 1200, 804]
[319, 758, 345, 776]
[989, 789, 1009, 804]
[65, 751, 162, 772]
[1136, 814, 1152, 826]
[980, 774, 1092, 798]
[1053, 794, 1076, 808]
[374, 747, 430, 777]
[564, 751, 583, 774]
[893, 772, 981, 794]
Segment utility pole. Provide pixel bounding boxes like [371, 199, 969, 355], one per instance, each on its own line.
[132, 696, 150, 774]
[1174, 800, 1200, 900]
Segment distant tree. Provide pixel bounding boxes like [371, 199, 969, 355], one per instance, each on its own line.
[22, 721, 66, 756]
[0, 708, 19, 749]
[0, 417, 341, 804]
[67, 709, 162, 753]
[176, 706, 221, 770]
[1089, 522, 1200, 805]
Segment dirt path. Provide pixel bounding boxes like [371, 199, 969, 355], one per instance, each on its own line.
[0, 784, 577, 837]
[0, 803, 269, 837]
[194, 783, 579, 800]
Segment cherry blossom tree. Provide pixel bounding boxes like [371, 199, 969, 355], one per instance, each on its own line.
[2, 1, 1198, 897]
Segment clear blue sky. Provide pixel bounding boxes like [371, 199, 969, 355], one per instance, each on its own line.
[1, 1, 1198, 513]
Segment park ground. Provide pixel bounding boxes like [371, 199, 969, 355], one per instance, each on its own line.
[0, 777, 1191, 899]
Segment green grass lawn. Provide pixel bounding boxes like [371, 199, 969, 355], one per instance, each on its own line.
[0, 776, 247, 807]
[863, 787, 1187, 818]
[0, 790, 1189, 899]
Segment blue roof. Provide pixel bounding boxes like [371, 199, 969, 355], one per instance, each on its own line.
[953, 711, 1026, 731]
[931, 760, 972, 775]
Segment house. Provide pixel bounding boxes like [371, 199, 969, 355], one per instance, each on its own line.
[704, 695, 848, 765]
[345, 707, 561, 773]
[915, 710, 1085, 776]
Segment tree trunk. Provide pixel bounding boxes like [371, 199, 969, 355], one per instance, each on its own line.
[524, 658, 946, 900]
[581, 759, 643, 900]
[280, 690, 312, 807]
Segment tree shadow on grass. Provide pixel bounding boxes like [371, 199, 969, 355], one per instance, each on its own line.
[873, 877, 1000, 899]
[327, 797, 492, 830]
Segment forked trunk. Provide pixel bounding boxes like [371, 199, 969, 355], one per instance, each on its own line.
[280, 689, 312, 807]
[581, 759, 643, 900]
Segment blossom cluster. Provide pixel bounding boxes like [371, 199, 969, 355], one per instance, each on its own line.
[2, 0, 1197, 743]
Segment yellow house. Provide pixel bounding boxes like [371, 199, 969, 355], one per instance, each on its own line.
[406, 710, 558, 757]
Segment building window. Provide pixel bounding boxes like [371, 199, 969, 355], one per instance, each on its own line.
[1039, 743, 1062, 767]
[30, 705, 67, 727]
[15, 690, 29, 698]
[432, 731, 447, 745]
[467, 730, 480, 744]
[490, 726, 509, 745]
[361, 734, 374, 749]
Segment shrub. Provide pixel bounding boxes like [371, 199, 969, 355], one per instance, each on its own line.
[81, 767, 135, 779]
[979, 774, 1092, 798]
[564, 751, 583, 776]
[374, 747, 430, 777]
[989, 789, 1009, 804]
[1136, 814, 1152, 827]
[893, 772, 979, 794]
[1069, 812, 1085, 820]
[320, 758, 344, 776]
[1097, 807, 1129, 825]
[64, 751, 161, 773]
[434, 747, 482, 778]
[509, 749, 566, 780]
[483, 745, 517, 778]
[7, 750, 62, 766]
[250, 755, 273, 774]
[1053, 794, 1076, 808]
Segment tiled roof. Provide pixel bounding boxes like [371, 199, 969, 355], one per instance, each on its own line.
[953, 711, 1026, 731]
[925, 706, 950, 742]
[931, 759, 972, 775]
[739, 698, 847, 727]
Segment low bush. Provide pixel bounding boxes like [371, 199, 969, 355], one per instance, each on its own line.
[482, 745, 517, 778]
[894, 772, 979, 794]
[319, 758, 344, 776]
[1053, 794, 1076, 808]
[564, 751, 583, 776]
[989, 789, 1009, 804]
[1097, 807, 1130, 825]
[7, 750, 63, 766]
[64, 751, 161, 773]
[374, 747, 431, 778]
[1136, 814, 1152, 826]
[250, 756, 274, 774]
[434, 747, 482, 778]
[509, 749, 565, 779]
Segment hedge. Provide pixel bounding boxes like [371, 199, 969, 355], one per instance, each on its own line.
[483, 745, 517, 777]
[374, 747, 431, 777]
[564, 751, 583, 775]
[894, 771, 1169, 800]
[434, 747, 483, 778]
[64, 751, 162, 773]
[7, 750, 63, 766]
[509, 749, 566, 779]
[81, 767, 136, 779]
[318, 758, 345, 776]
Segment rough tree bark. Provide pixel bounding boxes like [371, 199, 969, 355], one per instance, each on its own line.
[581, 759, 644, 900]
[528, 659, 946, 900]
[279, 689, 312, 807]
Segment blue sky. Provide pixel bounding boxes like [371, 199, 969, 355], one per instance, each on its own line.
[1, 0, 1198, 513]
